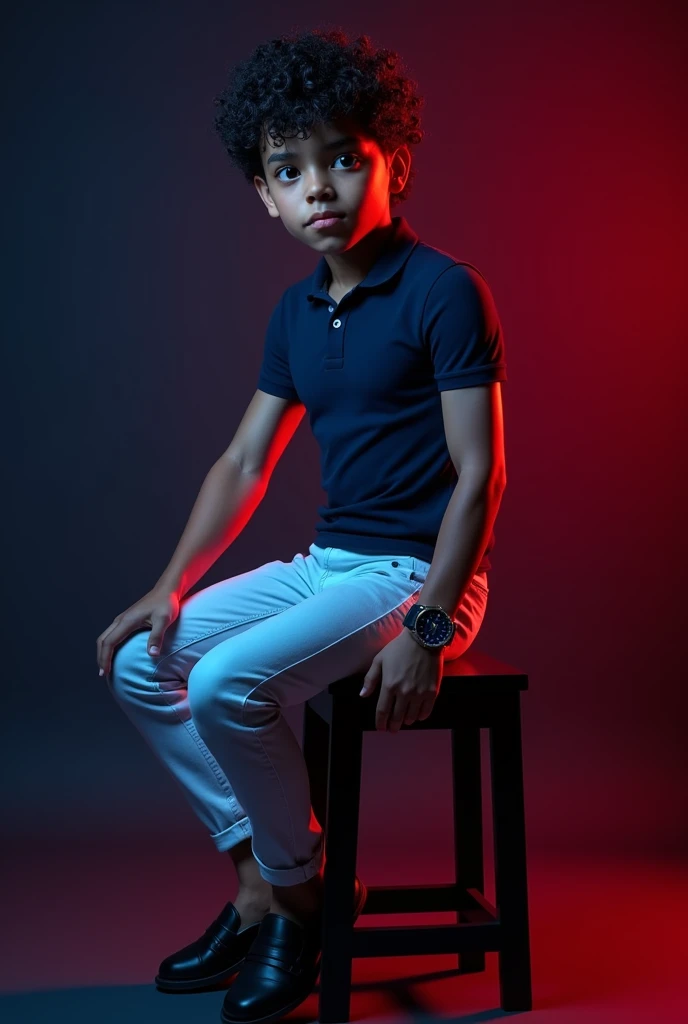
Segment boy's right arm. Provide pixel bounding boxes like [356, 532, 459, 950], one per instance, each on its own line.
[156, 388, 306, 598]
[96, 390, 305, 675]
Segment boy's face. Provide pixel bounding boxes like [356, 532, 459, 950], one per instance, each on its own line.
[253, 115, 410, 251]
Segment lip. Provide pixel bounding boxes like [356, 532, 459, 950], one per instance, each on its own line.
[306, 212, 346, 227]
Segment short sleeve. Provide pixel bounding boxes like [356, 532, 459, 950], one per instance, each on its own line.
[256, 293, 300, 402]
[422, 264, 507, 390]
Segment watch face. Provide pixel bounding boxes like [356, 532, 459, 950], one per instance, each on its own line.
[415, 608, 453, 646]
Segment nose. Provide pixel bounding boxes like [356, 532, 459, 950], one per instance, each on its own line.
[305, 172, 335, 201]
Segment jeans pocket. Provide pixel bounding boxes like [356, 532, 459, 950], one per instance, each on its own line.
[376, 555, 421, 583]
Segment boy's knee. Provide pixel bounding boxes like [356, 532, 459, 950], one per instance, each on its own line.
[107, 630, 153, 698]
[187, 657, 249, 728]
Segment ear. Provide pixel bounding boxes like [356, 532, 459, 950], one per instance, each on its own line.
[388, 144, 411, 195]
[253, 175, 280, 218]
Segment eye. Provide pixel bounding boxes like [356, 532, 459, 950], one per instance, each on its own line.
[275, 166, 299, 182]
[333, 153, 361, 170]
[274, 153, 362, 181]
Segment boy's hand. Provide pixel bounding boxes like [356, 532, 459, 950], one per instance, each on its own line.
[359, 629, 444, 732]
[96, 588, 180, 679]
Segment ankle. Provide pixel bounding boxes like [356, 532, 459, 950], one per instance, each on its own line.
[233, 898, 271, 931]
[270, 872, 324, 927]
[234, 883, 271, 911]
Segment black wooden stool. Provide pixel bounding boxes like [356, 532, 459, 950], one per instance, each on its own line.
[302, 647, 532, 1021]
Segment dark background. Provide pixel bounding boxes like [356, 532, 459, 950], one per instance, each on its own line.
[3, 0, 686, 866]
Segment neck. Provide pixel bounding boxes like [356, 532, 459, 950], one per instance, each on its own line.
[324, 216, 396, 292]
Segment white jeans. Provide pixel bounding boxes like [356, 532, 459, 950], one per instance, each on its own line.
[106, 543, 489, 886]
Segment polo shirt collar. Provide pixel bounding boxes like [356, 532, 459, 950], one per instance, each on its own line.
[306, 214, 419, 302]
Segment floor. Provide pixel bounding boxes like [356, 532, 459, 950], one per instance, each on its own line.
[0, 843, 685, 1023]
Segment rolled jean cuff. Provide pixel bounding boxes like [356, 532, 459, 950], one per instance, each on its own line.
[252, 834, 325, 886]
[210, 816, 252, 853]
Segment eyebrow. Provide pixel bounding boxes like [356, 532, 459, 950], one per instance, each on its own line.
[266, 135, 361, 166]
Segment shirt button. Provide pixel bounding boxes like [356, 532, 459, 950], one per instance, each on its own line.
[333, 318, 341, 328]
[328, 305, 334, 312]
[391, 561, 399, 567]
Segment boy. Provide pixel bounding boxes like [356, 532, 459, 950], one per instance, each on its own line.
[97, 26, 506, 1024]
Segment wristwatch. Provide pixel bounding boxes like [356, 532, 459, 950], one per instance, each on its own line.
[402, 602, 456, 652]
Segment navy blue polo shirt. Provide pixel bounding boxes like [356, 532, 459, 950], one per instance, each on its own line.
[257, 215, 507, 573]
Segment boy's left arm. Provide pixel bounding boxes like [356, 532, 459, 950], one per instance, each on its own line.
[415, 381, 507, 615]
[360, 382, 507, 731]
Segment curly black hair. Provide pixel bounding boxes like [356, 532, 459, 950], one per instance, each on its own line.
[212, 26, 425, 207]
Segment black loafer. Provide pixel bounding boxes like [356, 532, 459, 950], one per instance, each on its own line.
[220, 874, 367, 1024]
[155, 901, 265, 992]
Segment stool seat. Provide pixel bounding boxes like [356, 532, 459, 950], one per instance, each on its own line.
[303, 646, 532, 1020]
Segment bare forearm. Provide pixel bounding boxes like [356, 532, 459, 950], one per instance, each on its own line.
[154, 455, 267, 599]
[415, 472, 506, 618]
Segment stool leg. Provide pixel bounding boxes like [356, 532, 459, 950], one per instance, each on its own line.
[318, 695, 362, 1024]
[489, 692, 533, 1011]
[452, 724, 486, 974]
